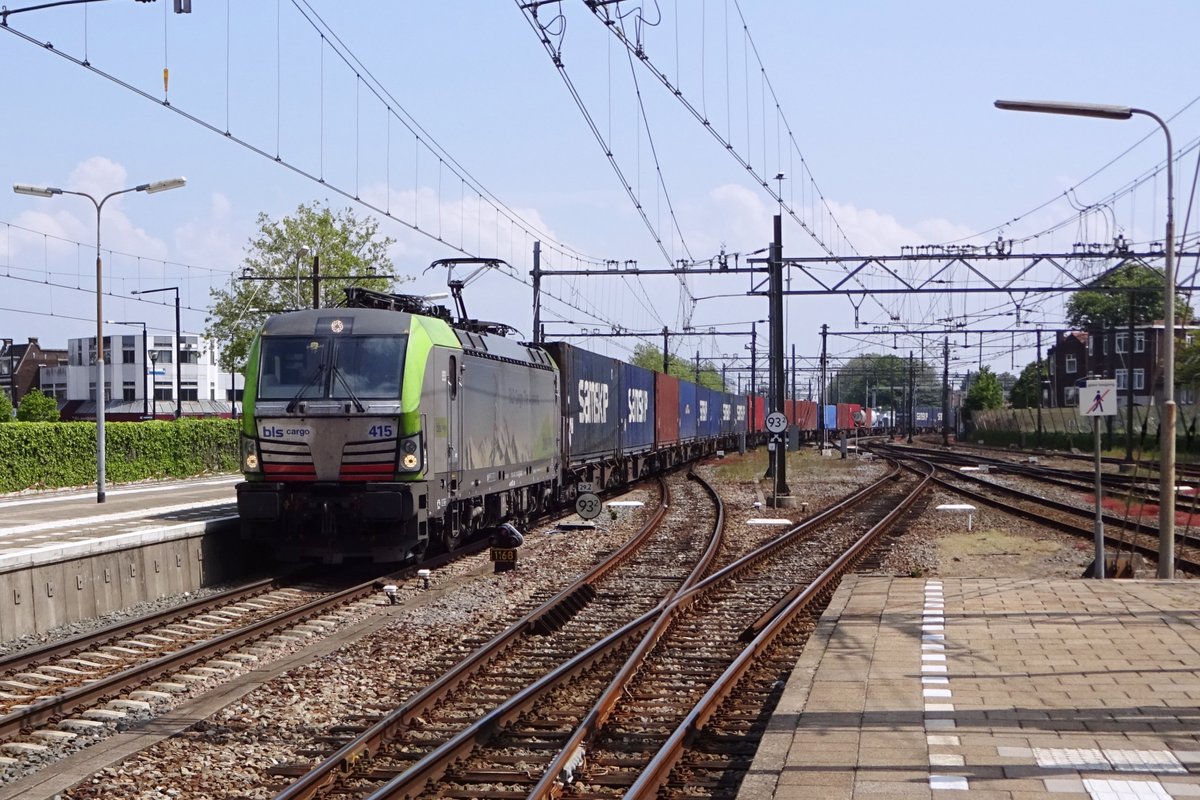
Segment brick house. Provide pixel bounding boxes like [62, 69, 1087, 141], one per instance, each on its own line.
[1046, 323, 1198, 408]
[0, 338, 68, 409]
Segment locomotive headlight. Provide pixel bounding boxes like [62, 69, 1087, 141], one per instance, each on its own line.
[398, 434, 422, 472]
[240, 435, 262, 474]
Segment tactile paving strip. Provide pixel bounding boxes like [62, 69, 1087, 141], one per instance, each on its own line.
[1082, 778, 1173, 800]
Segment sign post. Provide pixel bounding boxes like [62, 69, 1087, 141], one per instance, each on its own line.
[1079, 378, 1116, 579]
[765, 412, 788, 506]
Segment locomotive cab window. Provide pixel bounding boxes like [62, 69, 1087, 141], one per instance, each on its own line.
[332, 336, 406, 399]
[258, 335, 406, 401]
[258, 337, 326, 400]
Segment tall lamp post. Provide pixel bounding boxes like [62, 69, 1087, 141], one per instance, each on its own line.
[105, 320, 149, 419]
[149, 351, 159, 420]
[132, 286, 182, 420]
[14, 177, 186, 503]
[995, 99, 1176, 578]
[1, 338, 13, 412]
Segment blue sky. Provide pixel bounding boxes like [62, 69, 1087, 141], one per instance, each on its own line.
[1, 1, 1197, 385]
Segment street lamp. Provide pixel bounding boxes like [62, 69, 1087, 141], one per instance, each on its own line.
[995, 99, 1176, 578]
[1, 338, 13, 412]
[105, 320, 149, 419]
[149, 351, 159, 420]
[132, 286, 182, 420]
[14, 176, 186, 502]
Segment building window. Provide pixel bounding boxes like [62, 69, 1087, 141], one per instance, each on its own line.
[1116, 333, 1128, 353]
[1065, 355, 1077, 374]
[122, 381, 136, 401]
[153, 350, 173, 364]
[1116, 369, 1128, 389]
[1134, 369, 1145, 390]
[154, 382, 172, 401]
[123, 348, 136, 364]
[1135, 332, 1146, 353]
[180, 381, 198, 402]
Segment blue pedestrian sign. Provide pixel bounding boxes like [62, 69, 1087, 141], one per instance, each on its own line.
[1079, 378, 1117, 417]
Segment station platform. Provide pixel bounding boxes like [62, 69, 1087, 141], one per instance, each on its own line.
[738, 576, 1200, 800]
[0, 476, 242, 642]
[0, 475, 239, 569]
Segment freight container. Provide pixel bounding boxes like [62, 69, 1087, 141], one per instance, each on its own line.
[823, 404, 837, 432]
[620, 361, 657, 454]
[732, 394, 748, 435]
[695, 386, 719, 439]
[543, 342, 621, 466]
[795, 400, 818, 432]
[837, 402, 861, 431]
[655, 372, 681, 448]
[718, 391, 737, 436]
[679, 379, 699, 441]
[749, 394, 766, 433]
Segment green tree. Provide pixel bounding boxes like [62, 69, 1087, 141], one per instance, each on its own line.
[630, 344, 725, 389]
[1177, 336, 1200, 388]
[0, 391, 12, 422]
[1066, 263, 1193, 329]
[16, 388, 59, 421]
[206, 202, 403, 374]
[1007, 361, 1045, 408]
[829, 353, 938, 407]
[964, 366, 1004, 411]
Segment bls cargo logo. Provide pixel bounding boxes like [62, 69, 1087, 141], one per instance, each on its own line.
[627, 388, 649, 423]
[578, 380, 610, 423]
[698, 399, 709, 422]
[722, 403, 732, 421]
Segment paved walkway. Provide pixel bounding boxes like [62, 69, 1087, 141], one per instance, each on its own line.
[738, 577, 1200, 799]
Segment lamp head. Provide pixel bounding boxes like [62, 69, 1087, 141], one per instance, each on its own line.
[13, 184, 61, 198]
[994, 99, 1133, 120]
[142, 177, 187, 194]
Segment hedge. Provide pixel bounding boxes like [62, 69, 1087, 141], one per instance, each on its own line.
[0, 419, 239, 493]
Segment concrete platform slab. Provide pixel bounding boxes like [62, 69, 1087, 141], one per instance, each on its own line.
[738, 578, 1200, 800]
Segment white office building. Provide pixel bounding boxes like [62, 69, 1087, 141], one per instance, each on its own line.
[40, 333, 243, 419]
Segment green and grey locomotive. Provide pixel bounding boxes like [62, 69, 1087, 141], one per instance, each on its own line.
[236, 288, 560, 563]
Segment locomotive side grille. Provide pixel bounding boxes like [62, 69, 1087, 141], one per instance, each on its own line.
[339, 439, 397, 482]
[260, 441, 317, 481]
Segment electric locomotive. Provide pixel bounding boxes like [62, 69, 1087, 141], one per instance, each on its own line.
[236, 287, 560, 563]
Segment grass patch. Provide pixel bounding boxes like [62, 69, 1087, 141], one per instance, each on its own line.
[710, 447, 866, 482]
[938, 530, 1059, 558]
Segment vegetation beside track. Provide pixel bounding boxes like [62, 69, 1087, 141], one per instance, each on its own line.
[0, 418, 238, 492]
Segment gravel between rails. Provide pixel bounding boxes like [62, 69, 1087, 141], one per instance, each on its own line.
[35, 447, 1140, 800]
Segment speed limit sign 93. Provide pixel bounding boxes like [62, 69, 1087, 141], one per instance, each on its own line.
[575, 492, 602, 520]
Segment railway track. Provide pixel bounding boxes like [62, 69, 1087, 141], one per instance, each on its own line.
[884, 450, 1200, 574]
[266, 460, 931, 799]
[0, 548, 484, 773]
[268, 471, 717, 799]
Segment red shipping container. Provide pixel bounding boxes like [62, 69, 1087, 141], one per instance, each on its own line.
[795, 400, 818, 432]
[749, 394, 766, 433]
[655, 372, 681, 447]
[837, 403, 862, 431]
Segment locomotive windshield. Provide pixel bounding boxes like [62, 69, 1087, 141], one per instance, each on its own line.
[258, 335, 407, 401]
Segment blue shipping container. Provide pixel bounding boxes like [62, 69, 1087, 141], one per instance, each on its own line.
[732, 394, 748, 434]
[823, 404, 838, 431]
[697, 386, 719, 438]
[543, 342, 621, 466]
[678, 380, 699, 441]
[717, 391, 736, 436]
[620, 361, 656, 454]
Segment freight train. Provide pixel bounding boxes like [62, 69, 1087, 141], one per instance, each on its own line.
[778, 399, 953, 438]
[235, 287, 757, 563]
